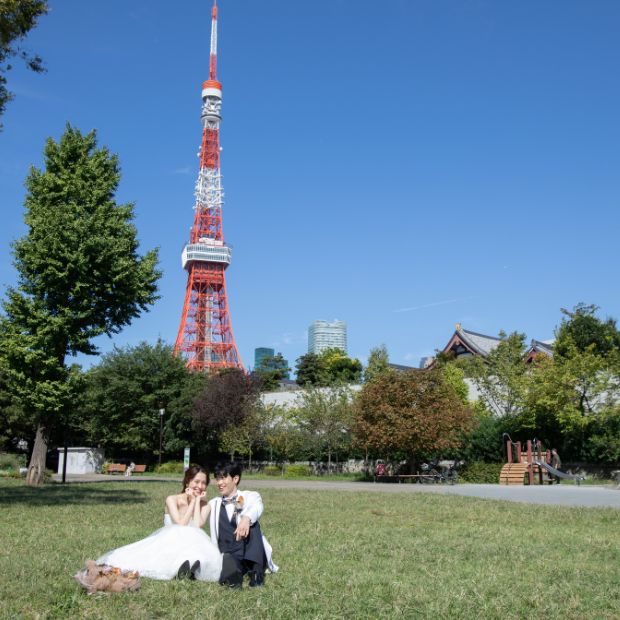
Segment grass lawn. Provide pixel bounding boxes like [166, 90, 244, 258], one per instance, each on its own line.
[1, 478, 619, 619]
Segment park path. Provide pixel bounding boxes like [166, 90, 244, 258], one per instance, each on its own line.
[52, 474, 620, 509]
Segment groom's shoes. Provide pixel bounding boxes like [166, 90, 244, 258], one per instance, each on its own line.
[248, 569, 264, 588]
[190, 561, 201, 580]
[177, 560, 191, 580]
[219, 553, 243, 589]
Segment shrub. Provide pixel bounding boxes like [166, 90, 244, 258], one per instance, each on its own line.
[154, 461, 185, 474]
[0, 453, 26, 471]
[285, 464, 312, 478]
[460, 461, 503, 484]
[263, 465, 282, 476]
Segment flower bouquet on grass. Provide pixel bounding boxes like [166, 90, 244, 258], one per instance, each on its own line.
[74, 560, 140, 593]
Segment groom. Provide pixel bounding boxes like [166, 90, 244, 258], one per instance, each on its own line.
[208, 462, 277, 588]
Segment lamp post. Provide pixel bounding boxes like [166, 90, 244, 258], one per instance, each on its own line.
[158, 407, 165, 467]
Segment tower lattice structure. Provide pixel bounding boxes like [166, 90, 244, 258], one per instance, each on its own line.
[174, 1, 243, 372]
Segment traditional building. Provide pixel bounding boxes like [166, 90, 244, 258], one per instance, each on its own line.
[525, 339, 555, 363]
[439, 324, 502, 360]
[427, 324, 554, 367]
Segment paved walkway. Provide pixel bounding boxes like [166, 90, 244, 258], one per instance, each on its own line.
[52, 474, 620, 509]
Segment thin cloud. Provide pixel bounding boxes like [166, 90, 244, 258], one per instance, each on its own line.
[170, 166, 192, 175]
[393, 296, 475, 313]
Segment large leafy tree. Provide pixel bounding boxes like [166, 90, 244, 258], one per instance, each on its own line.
[513, 305, 620, 458]
[79, 341, 202, 460]
[261, 404, 304, 464]
[252, 353, 290, 391]
[525, 349, 617, 456]
[555, 303, 620, 358]
[220, 403, 264, 468]
[0, 0, 47, 127]
[294, 385, 355, 470]
[295, 352, 328, 386]
[191, 369, 262, 457]
[295, 348, 362, 387]
[459, 331, 530, 419]
[353, 368, 474, 468]
[0, 125, 160, 485]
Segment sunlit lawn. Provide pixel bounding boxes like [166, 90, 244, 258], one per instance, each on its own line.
[1, 478, 619, 619]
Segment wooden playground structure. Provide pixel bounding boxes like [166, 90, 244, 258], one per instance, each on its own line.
[499, 438, 557, 485]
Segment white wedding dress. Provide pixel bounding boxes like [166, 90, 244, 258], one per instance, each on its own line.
[97, 515, 223, 581]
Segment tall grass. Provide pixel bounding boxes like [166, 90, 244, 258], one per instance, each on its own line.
[0, 478, 618, 619]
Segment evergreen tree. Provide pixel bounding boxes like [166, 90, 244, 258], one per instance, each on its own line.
[0, 126, 160, 485]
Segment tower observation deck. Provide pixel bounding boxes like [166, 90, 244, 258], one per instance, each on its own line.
[174, 0, 243, 372]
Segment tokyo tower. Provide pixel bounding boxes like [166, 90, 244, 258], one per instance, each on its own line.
[174, 0, 244, 372]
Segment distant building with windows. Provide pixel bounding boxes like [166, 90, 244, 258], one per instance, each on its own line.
[254, 347, 275, 369]
[253, 347, 290, 379]
[308, 320, 347, 355]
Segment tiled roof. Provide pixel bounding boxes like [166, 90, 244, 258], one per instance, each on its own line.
[529, 339, 555, 357]
[458, 329, 502, 356]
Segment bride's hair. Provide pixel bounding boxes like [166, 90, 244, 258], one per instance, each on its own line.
[182, 465, 209, 491]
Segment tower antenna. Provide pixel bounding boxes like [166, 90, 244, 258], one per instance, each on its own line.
[209, 0, 218, 80]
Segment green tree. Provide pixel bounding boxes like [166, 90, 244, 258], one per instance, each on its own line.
[555, 303, 620, 358]
[0, 0, 47, 127]
[525, 344, 620, 458]
[585, 407, 620, 465]
[253, 353, 290, 391]
[0, 126, 160, 485]
[321, 348, 363, 384]
[458, 404, 506, 463]
[364, 344, 391, 383]
[295, 352, 328, 386]
[295, 385, 355, 471]
[353, 369, 474, 468]
[295, 349, 362, 386]
[440, 363, 469, 404]
[0, 365, 30, 451]
[220, 403, 264, 468]
[79, 341, 202, 460]
[459, 331, 530, 419]
[261, 404, 305, 464]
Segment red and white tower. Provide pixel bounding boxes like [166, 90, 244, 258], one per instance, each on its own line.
[174, 1, 244, 372]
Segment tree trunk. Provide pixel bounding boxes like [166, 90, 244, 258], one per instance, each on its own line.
[26, 422, 49, 486]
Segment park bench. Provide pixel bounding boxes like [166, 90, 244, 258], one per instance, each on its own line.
[133, 464, 146, 474]
[107, 463, 126, 474]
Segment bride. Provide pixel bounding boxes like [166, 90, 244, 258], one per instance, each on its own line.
[97, 465, 228, 582]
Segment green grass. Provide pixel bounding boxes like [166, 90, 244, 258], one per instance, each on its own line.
[1, 478, 619, 619]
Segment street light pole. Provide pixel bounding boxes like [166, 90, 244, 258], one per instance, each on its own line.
[159, 408, 165, 467]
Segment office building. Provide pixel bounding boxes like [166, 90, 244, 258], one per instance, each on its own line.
[308, 320, 347, 355]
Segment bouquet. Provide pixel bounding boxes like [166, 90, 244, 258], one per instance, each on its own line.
[74, 560, 140, 594]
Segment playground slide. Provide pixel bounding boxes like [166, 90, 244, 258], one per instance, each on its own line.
[535, 460, 584, 485]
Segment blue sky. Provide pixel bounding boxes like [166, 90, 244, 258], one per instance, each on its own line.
[1, 0, 619, 372]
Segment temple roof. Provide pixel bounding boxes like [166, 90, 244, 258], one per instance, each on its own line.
[529, 339, 554, 356]
[526, 338, 555, 362]
[440, 325, 502, 359]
